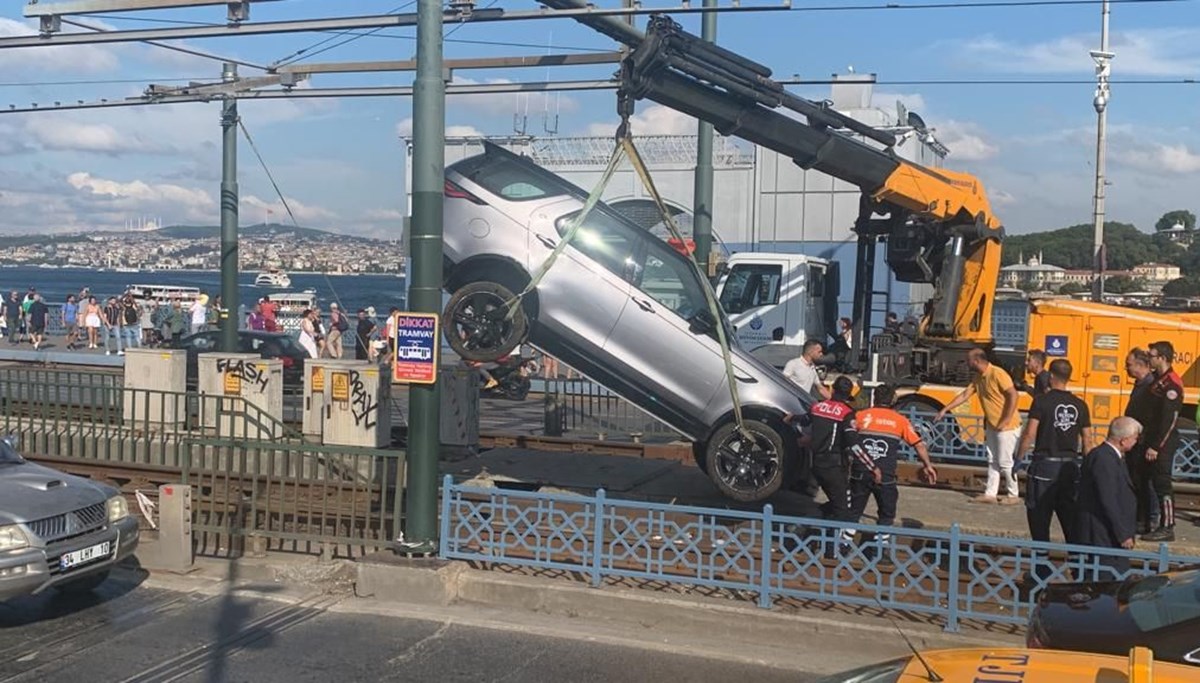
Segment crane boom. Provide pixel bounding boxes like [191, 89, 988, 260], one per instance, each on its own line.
[540, 3, 1006, 376]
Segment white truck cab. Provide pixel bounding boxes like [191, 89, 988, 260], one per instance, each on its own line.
[715, 252, 840, 369]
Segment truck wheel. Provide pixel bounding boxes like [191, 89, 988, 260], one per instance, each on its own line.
[894, 396, 966, 464]
[443, 281, 528, 362]
[704, 420, 789, 502]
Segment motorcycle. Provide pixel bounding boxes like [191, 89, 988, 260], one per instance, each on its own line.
[468, 354, 538, 401]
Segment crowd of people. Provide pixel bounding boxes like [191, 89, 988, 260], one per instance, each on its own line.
[784, 334, 1184, 569]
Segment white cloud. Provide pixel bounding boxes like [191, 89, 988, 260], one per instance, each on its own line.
[448, 76, 580, 117]
[397, 118, 483, 138]
[584, 104, 697, 137]
[24, 119, 171, 155]
[951, 29, 1200, 75]
[1114, 142, 1200, 174]
[363, 208, 405, 221]
[0, 18, 121, 74]
[68, 172, 213, 209]
[935, 120, 999, 161]
[240, 194, 337, 224]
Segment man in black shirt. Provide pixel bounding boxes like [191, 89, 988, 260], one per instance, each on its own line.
[1138, 341, 1184, 542]
[1016, 358, 1092, 544]
[1122, 348, 1158, 534]
[27, 294, 49, 350]
[355, 309, 376, 361]
[1017, 349, 1051, 398]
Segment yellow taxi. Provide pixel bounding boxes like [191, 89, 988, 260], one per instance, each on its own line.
[818, 646, 1198, 682]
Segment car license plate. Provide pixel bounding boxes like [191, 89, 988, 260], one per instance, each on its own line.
[60, 541, 111, 570]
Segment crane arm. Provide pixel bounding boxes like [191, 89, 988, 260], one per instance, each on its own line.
[540, 4, 1004, 345]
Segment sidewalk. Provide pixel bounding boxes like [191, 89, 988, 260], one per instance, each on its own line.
[442, 446, 1200, 555]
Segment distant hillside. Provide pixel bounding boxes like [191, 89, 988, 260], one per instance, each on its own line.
[1002, 222, 1174, 271]
[155, 223, 338, 240]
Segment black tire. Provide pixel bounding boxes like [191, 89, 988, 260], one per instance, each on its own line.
[503, 376, 531, 401]
[894, 396, 962, 464]
[704, 419, 790, 502]
[691, 441, 709, 474]
[56, 569, 110, 594]
[443, 281, 529, 362]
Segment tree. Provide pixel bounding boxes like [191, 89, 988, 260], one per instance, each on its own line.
[1104, 275, 1144, 294]
[1003, 222, 1167, 271]
[1162, 276, 1200, 298]
[1058, 281, 1087, 295]
[1155, 210, 1196, 233]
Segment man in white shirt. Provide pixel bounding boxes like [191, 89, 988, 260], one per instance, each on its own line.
[783, 338, 831, 399]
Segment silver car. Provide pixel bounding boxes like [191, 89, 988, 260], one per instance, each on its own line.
[0, 436, 139, 601]
[442, 142, 812, 501]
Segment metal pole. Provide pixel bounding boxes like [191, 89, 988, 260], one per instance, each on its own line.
[692, 0, 717, 276]
[398, 0, 444, 555]
[1090, 0, 1112, 303]
[220, 62, 240, 352]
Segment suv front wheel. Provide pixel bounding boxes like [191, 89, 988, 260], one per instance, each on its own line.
[443, 281, 529, 362]
[704, 419, 791, 502]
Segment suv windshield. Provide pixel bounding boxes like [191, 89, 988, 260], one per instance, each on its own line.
[1125, 571, 1200, 632]
[0, 440, 25, 465]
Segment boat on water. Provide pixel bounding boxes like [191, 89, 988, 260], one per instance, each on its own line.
[255, 268, 292, 288]
[259, 289, 317, 315]
[126, 283, 201, 303]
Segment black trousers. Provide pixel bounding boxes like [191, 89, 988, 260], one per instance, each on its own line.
[1024, 458, 1080, 543]
[1126, 444, 1159, 527]
[849, 472, 899, 527]
[1150, 438, 1177, 528]
[811, 459, 853, 523]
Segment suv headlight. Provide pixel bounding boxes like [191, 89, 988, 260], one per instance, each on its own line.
[107, 495, 129, 522]
[0, 524, 29, 552]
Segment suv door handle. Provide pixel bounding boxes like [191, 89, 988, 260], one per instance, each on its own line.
[535, 233, 557, 249]
[632, 297, 654, 312]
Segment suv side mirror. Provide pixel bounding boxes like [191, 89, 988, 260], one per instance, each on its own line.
[2, 433, 18, 448]
[689, 309, 718, 335]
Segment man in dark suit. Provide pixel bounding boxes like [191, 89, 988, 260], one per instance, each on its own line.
[1075, 417, 1141, 575]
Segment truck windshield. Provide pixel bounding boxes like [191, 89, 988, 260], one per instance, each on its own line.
[719, 264, 782, 314]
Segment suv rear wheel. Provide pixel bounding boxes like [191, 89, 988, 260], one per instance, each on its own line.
[704, 419, 790, 502]
[443, 281, 529, 362]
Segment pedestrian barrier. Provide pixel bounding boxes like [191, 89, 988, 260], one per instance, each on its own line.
[182, 438, 405, 558]
[439, 477, 1200, 632]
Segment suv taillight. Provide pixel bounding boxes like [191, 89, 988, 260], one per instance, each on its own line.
[444, 179, 484, 205]
[280, 356, 295, 369]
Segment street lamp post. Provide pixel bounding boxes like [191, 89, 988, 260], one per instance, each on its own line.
[1090, 0, 1113, 303]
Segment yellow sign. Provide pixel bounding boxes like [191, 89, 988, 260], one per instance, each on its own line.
[311, 366, 325, 392]
[223, 371, 241, 395]
[331, 371, 350, 402]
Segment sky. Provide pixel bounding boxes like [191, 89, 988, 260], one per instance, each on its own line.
[0, 0, 1198, 239]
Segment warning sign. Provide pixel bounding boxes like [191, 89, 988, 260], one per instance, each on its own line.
[392, 312, 439, 385]
[331, 371, 351, 402]
[311, 366, 325, 392]
[223, 372, 241, 395]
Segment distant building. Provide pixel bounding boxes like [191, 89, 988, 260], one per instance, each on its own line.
[1132, 262, 1181, 283]
[1000, 253, 1065, 290]
[1157, 220, 1193, 246]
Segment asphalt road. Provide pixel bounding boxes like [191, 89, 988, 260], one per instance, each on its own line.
[0, 566, 819, 683]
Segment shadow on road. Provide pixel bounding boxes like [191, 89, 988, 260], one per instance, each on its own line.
[0, 556, 149, 628]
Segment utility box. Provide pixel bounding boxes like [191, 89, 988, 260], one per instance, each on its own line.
[302, 363, 328, 438]
[157, 483, 193, 572]
[440, 366, 479, 448]
[123, 348, 187, 426]
[318, 360, 391, 448]
[197, 352, 284, 439]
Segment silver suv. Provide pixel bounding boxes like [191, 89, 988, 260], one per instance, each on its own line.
[442, 142, 812, 502]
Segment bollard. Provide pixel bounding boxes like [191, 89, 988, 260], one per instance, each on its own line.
[543, 391, 563, 438]
[158, 483, 193, 572]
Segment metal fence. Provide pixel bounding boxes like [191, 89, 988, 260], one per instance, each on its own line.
[542, 378, 681, 441]
[183, 438, 404, 558]
[440, 477, 1200, 632]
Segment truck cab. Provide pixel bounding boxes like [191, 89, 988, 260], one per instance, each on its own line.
[715, 252, 839, 369]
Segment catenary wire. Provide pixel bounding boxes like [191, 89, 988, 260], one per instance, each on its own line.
[272, 2, 418, 68]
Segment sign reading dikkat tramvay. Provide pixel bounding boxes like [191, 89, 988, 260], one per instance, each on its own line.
[392, 312, 439, 384]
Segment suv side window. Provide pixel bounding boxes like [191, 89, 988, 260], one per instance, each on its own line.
[452, 155, 555, 202]
[555, 210, 640, 281]
[719, 264, 783, 314]
[636, 237, 707, 321]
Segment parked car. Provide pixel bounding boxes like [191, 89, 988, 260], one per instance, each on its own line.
[1026, 568, 1200, 666]
[820, 646, 1199, 682]
[441, 141, 812, 501]
[171, 330, 307, 386]
[0, 435, 139, 601]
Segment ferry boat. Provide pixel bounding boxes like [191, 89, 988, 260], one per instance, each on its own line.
[126, 283, 201, 303]
[255, 268, 292, 288]
[259, 289, 317, 315]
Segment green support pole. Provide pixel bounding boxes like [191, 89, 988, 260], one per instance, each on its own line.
[219, 63, 240, 353]
[691, 0, 717, 277]
[398, 0, 444, 555]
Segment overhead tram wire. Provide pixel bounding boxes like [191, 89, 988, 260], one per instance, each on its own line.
[59, 17, 268, 72]
[272, 2, 418, 68]
[237, 118, 349, 312]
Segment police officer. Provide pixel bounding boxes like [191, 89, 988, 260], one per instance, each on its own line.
[1015, 358, 1093, 544]
[1138, 340, 1183, 542]
[850, 385, 938, 542]
[1123, 348, 1159, 534]
[1017, 349, 1051, 398]
[796, 376, 879, 536]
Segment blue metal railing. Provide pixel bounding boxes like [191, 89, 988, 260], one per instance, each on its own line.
[439, 476, 1200, 632]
